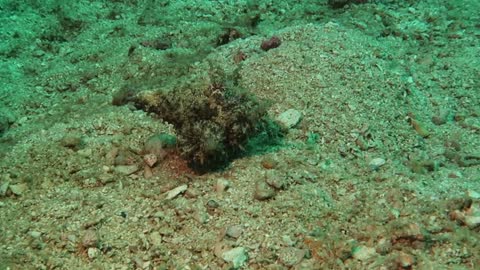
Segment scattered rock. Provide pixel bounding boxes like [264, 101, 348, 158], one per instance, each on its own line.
[352, 245, 377, 261]
[450, 197, 480, 229]
[185, 187, 200, 198]
[164, 184, 188, 200]
[261, 156, 278, 169]
[206, 199, 220, 209]
[193, 208, 209, 224]
[261, 36, 282, 51]
[254, 180, 276, 201]
[143, 165, 153, 178]
[77, 147, 93, 158]
[114, 165, 140, 175]
[278, 247, 306, 266]
[60, 133, 83, 149]
[9, 183, 28, 196]
[265, 171, 286, 190]
[410, 117, 430, 138]
[226, 225, 243, 239]
[221, 247, 248, 269]
[369, 158, 385, 171]
[467, 190, 480, 200]
[29, 231, 42, 239]
[215, 178, 231, 193]
[431, 109, 450, 125]
[149, 231, 162, 248]
[276, 109, 302, 129]
[143, 153, 158, 167]
[396, 252, 415, 268]
[0, 181, 9, 196]
[81, 230, 99, 249]
[87, 247, 100, 260]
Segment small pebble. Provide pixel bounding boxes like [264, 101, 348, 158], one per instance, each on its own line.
[467, 189, 480, 199]
[29, 231, 42, 238]
[254, 181, 276, 201]
[9, 183, 27, 196]
[82, 230, 98, 248]
[261, 36, 282, 51]
[193, 209, 209, 224]
[216, 178, 231, 193]
[143, 154, 158, 167]
[265, 171, 286, 190]
[222, 247, 248, 269]
[465, 215, 480, 228]
[164, 184, 188, 200]
[278, 247, 306, 267]
[60, 133, 83, 149]
[226, 225, 243, 239]
[276, 109, 302, 129]
[0, 181, 9, 196]
[352, 245, 376, 261]
[149, 231, 162, 248]
[114, 165, 140, 175]
[77, 148, 93, 157]
[369, 158, 385, 171]
[396, 252, 415, 268]
[87, 247, 100, 260]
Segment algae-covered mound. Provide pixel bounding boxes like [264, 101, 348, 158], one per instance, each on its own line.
[121, 77, 281, 172]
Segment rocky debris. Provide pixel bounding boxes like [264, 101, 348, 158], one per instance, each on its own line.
[396, 251, 415, 269]
[59, 133, 83, 149]
[164, 184, 188, 200]
[113, 165, 140, 175]
[254, 180, 276, 201]
[261, 156, 279, 169]
[352, 245, 377, 261]
[265, 171, 287, 190]
[221, 247, 248, 269]
[225, 225, 243, 239]
[87, 247, 100, 260]
[149, 231, 162, 248]
[0, 181, 10, 196]
[143, 153, 158, 167]
[278, 247, 306, 266]
[215, 178, 231, 193]
[29, 231, 42, 238]
[261, 36, 282, 51]
[276, 109, 302, 129]
[449, 190, 480, 229]
[9, 183, 28, 196]
[368, 157, 386, 171]
[193, 207, 209, 224]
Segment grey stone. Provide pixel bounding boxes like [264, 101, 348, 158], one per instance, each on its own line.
[254, 180, 276, 201]
[276, 109, 302, 129]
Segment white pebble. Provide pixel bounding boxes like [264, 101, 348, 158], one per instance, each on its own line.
[164, 184, 188, 200]
[222, 247, 248, 268]
[276, 109, 302, 129]
[352, 245, 376, 261]
[369, 158, 386, 170]
[87, 247, 100, 259]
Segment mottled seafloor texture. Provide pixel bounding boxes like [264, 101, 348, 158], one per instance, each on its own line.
[0, 0, 479, 269]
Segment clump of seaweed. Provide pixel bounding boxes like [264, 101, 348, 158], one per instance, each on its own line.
[120, 74, 282, 173]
